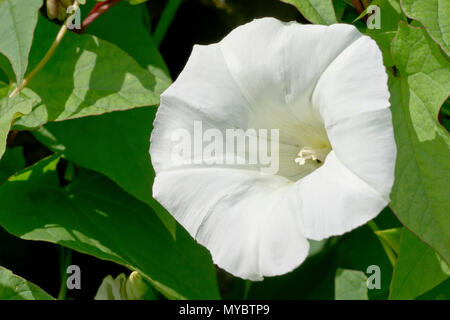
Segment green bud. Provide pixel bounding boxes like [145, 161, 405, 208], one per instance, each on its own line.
[57, 2, 67, 21]
[60, 0, 73, 7]
[127, 0, 149, 5]
[94, 274, 127, 300]
[125, 271, 149, 300]
[46, 0, 59, 20]
[94, 272, 150, 300]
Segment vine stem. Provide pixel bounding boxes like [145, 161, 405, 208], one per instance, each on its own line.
[351, 0, 364, 15]
[361, 0, 371, 9]
[77, 0, 122, 33]
[57, 246, 72, 300]
[243, 280, 252, 300]
[153, 0, 182, 47]
[9, 1, 80, 98]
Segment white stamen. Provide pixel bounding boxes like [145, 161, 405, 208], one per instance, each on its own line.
[294, 146, 326, 166]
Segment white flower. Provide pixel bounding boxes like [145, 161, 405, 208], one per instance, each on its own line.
[150, 18, 396, 280]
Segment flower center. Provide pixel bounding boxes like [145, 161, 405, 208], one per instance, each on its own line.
[294, 146, 329, 166]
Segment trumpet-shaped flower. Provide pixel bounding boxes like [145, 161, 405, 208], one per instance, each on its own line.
[150, 18, 396, 280]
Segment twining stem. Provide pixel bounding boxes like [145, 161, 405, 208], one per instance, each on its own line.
[361, 0, 371, 9]
[9, 1, 80, 98]
[153, 0, 182, 47]
[57, 246, 72, 300]
[243, 280, 252, 300]
[367, 220, 397, 267]
[77, 0, 122, 33]
[351, 0, 364, 15]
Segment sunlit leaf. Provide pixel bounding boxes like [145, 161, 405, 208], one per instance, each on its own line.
[335, 268, 368, 300]
[401, 0, 450, 56]
[281, 0, 337, 25]
[389, 229, 449, 299]
[389, 23, 450, 263]
[0, 85, 36, 159]
[14, 15, 169, 128]
[0, 0, 43, 84]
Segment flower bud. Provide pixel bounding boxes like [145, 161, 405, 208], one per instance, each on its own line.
[94, 272, 151, 300]
[46, 0, 59, 20]
[94, 274, 127, 300]
[47, 0, 82, 21]
[125, 271, 149, 300]
[57, 2, 67, 21]
[60, 0, 73, 7]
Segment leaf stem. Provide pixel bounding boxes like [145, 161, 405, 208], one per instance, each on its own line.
[153, 0, 182, 47]
[368, 220, 397, 267]
[9, 1, 80, 98]
[367, 220, 379, 232]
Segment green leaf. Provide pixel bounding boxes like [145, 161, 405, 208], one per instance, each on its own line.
[0, 265, 54, 300]
[340, 2, 366, 31]
[84, 0, 171, 80]
[248, 226, 392, 300]
[362, 0, 407, 67]
[0, 85, 36, 159]
[0, 155, 220, 299]
[281, 0, 337, 25]
[335, 269, 368, 300]
[389, 229, 450, 299]
[14, 15, 169, 129]
[333, 0, 347, 21]
[389, 23, 450, 263]
[127, 0, 150, 6]
[401, 0, 450, 56]
[0, 0, 43, 84]
[417, 278, 450, 300]
[32, 107, 176, 237]
[0, 146, 25, 183]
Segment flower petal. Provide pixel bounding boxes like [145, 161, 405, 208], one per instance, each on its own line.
[153, 168, 309, 280]
[310, 32, 394, 198]
[150, 43, 251, 173]
[291, 151, 388, 240]
[326, 109, 396, 199]
[311, 33, 390, 124]
[219, 18, 362, 126]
